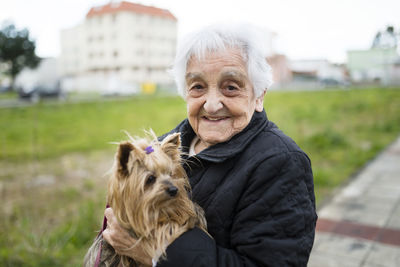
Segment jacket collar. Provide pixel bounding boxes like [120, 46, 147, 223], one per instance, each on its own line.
[178, 110, 269, 163]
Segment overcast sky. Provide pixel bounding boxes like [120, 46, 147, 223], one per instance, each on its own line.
[1, 0, 399, 63]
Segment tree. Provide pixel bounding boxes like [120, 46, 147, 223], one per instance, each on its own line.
[371, 25, 398, 49]
[0, 22, 41, 89]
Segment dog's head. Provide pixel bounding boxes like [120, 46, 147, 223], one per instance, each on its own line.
[108, 132, 194, 237]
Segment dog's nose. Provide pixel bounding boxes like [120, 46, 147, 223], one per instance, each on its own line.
[166, 186, 178, 197]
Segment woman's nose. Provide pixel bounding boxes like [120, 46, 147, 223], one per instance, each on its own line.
[203, 91, 223, 113]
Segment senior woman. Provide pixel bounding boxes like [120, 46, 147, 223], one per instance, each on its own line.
[103, 24, 317, 266]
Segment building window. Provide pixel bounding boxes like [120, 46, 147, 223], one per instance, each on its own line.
[113, 51, 119, 58]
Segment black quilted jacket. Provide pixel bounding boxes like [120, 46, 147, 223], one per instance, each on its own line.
[157, 110, 317, 267]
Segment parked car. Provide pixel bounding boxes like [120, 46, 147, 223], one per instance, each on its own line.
[319, 78, 350, 88]
[0, 84, 12, 93]
[15, 58, 64, 102]
[101, 76, 140, 97]
[18, 82, 66, 102]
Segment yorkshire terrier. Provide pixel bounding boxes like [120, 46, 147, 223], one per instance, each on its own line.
[84, 132, 207, 266]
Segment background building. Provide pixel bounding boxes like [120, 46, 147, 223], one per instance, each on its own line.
[347, 26, 400, 86]
[59, 1, 177, 94]
[347, 48, 400, 85]
[267, 54, 293, 88]
[267, 59, 348, 90]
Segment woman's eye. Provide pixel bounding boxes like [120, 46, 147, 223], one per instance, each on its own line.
[188, 84, 205, 97]
[191, 84, 203, 90]
[223, 84, 240, 95]
[227, 85, 238, 91]
[146, 175, 156, 185]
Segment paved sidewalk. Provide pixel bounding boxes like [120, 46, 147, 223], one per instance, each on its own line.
[308, 136, 400, 267]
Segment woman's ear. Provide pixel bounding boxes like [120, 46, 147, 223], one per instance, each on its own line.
[255, 90, 266, 112]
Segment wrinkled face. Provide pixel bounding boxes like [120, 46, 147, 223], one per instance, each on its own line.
[185, 48, 264, 150]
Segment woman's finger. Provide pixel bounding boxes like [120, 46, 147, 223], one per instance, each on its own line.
[102, 228, 112, 245]
[104, 207, 114, 222]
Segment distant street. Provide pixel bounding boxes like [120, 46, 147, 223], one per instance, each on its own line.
[0, 98, 32, 109]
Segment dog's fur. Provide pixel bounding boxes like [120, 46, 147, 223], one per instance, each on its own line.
[84, 132, 207, 266]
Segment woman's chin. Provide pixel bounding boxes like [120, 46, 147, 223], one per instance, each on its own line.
[198, 132, 232, 147]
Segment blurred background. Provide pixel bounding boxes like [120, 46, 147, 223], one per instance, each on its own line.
[0, 0, 399, 266]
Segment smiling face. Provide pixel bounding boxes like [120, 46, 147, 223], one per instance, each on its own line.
[185, 48, 265, 152]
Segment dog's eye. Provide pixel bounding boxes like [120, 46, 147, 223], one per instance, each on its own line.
[146, 175, 156, 185]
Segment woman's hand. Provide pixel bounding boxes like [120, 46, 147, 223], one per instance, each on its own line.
[102, 208, 152, 266]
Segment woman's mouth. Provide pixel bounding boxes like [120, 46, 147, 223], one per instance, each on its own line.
[201, 116, 229, 124]
[202, 116, 228, 122]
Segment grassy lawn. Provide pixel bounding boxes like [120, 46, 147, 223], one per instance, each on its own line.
[265, 88, 400, 202]
[0, 95, 187, 162]
[1, 88, 400, 266]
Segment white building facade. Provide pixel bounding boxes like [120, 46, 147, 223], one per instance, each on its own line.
[347, 26, 400, 86]
[59, 1, 177, 93]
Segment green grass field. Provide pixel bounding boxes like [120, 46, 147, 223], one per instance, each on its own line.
[1, 88, 400, 266]
[0, 95, 187, 162]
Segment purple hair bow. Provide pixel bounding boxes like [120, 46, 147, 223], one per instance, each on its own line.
[145, 146, 154, 154]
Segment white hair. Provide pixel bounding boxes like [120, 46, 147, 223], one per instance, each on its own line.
[170, 23, 273, 98]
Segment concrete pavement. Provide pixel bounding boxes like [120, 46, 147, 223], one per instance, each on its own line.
[308, 136, 400, 267]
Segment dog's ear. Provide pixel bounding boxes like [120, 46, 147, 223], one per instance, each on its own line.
[117, 141, 142, 177]
[161, 132, 181, 161]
